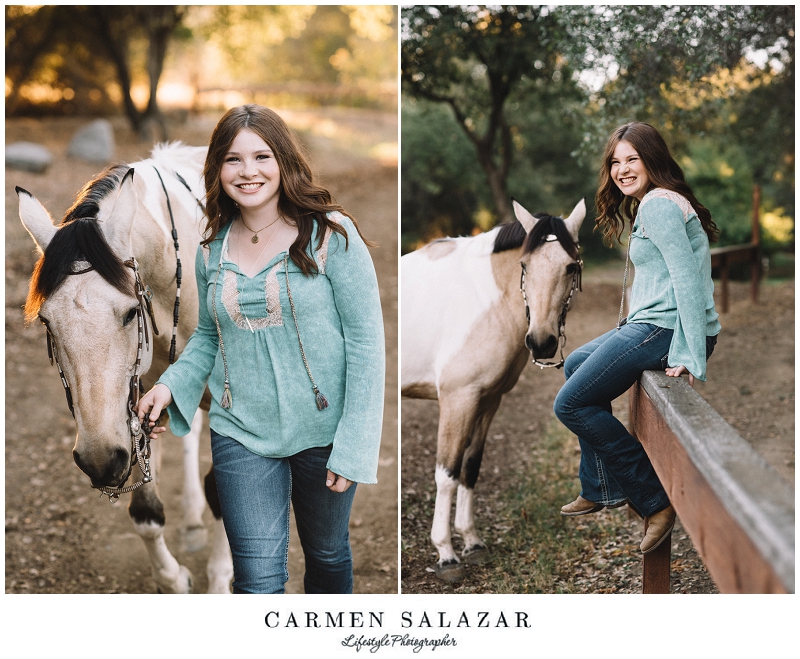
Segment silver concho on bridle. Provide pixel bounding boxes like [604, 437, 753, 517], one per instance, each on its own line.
[519, 233, 583, 369]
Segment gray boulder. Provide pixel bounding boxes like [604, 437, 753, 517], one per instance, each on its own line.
[67, 119, 115, 163]
[5, 142, 54, 173]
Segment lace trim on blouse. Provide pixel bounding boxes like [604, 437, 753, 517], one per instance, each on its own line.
[315, 221, 336, 274]
[220, 260, 285, 331]
[640, 188, 696, 223]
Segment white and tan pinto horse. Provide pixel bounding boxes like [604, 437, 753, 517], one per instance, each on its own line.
[402, 199, 585, 582]
[18, 144, 233, 593]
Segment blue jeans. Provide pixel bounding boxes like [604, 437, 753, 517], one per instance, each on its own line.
[210, 429, 357, 594]
[555, 324, 717, 517]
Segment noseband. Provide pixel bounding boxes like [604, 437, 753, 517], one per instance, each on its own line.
[519, 235, 583, 369]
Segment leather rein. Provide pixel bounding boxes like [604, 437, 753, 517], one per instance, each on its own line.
[40, 167, 201, 502]
[519, 234, 583, 369]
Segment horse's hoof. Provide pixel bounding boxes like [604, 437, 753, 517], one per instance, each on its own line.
[462, 545, 491, 565]
[434, 561, 465, 583]
[154, 565, 194, 594]
[181, 524, 208, 553]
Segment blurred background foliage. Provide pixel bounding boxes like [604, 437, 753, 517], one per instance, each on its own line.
[401, 5, 793, 266]
[5, 4, 397, 138]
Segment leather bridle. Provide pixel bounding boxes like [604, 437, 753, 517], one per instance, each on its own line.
[519, 234, 583, 369]
[41, 257, 158, 502]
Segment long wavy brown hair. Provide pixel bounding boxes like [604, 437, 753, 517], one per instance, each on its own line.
[202, 104, 372, 275]
[595, 122, 719, 246]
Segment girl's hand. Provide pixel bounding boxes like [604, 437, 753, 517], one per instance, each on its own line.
[326, 469, 353, 493]
[665, 365, 694, 387]
[136, 383, 173, 438]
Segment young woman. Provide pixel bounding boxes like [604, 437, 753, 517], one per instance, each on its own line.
[137, 104, 385, 593]
[553, 122, 721, 554]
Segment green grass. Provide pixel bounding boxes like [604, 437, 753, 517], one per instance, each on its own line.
[468, 420, 642, 593]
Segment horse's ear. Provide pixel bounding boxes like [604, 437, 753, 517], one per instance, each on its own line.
[564, 199, 586, 241]
[18, 187, 58, 253]
[99, 168, 137, 256]
[512, 199, 541, 234]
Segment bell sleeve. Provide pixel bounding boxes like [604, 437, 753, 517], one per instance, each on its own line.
[323, 216, 385, 483]
[639, 198, 709, 381]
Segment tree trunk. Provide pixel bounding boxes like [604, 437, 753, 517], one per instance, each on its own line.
[140, 6, 183, 141]
[480, 154, 514, 225]
[93, 8, 142, 133]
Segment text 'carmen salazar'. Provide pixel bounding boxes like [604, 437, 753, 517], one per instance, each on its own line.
[264, 610, 533, 629]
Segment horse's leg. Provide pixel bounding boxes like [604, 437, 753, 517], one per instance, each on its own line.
[431, 392, 480, 583]
[203, 464, 233, 593]
[180, 409, 208, 552]
[455, 393, 502, 566]
[128, 440, 193, 593]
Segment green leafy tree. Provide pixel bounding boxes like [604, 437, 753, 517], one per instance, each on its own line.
[402, 5, 576, 224]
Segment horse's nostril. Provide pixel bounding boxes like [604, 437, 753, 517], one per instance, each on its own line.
[73, 447, 131, 486]
[527, 334, 558, 358]
[112, 447, 130, 475]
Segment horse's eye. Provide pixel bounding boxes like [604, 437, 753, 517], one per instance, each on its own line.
[123, 307, 138, 327]
[566, 263, 578, 275]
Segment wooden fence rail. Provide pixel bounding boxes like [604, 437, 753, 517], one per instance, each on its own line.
[629, 370, 794, 594]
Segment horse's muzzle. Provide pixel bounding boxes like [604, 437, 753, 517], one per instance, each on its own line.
[525, 333, 558, 358]
[73, 447, 131, 488]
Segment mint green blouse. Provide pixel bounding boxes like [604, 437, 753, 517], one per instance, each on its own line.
[628, 189, 721, 382]
[157, 213, 385, 484]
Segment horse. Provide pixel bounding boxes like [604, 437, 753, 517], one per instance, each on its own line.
[401, 198, 585, 582]
[17, 143, 233, 593]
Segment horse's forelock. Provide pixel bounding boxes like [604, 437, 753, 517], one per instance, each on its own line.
[25, 218, 133, 322]
[492, 213, 578, 260]
[522, 214, 579, 260]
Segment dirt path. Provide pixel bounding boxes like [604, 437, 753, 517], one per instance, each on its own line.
[401, 261, 793, 594]
[5, 110, 398, 594]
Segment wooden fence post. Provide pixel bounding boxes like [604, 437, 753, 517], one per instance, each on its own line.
[751, 183, 761, 304]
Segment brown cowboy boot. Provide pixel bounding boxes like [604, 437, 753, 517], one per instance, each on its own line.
[640, 505, 676, 553]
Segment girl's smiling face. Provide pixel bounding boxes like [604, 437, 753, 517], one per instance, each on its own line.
[220, 129, 282, 218]
[610, 140, 650, 201]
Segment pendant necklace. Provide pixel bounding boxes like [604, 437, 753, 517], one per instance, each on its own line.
[237, 218, 282, 278]
[242, 214, 281, 243]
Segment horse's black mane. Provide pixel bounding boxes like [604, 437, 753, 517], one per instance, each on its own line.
[492, 211, 579, 260]
[26, 164, 134, 319]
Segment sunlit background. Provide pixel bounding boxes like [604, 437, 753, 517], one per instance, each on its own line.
[6, 5, 397, 165]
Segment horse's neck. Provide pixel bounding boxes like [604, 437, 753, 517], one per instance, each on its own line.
[129, 162, 204, 286]
[490, 247, 524, 298]
[126, 163, 205, 372]
[489, 247, 529, 333]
